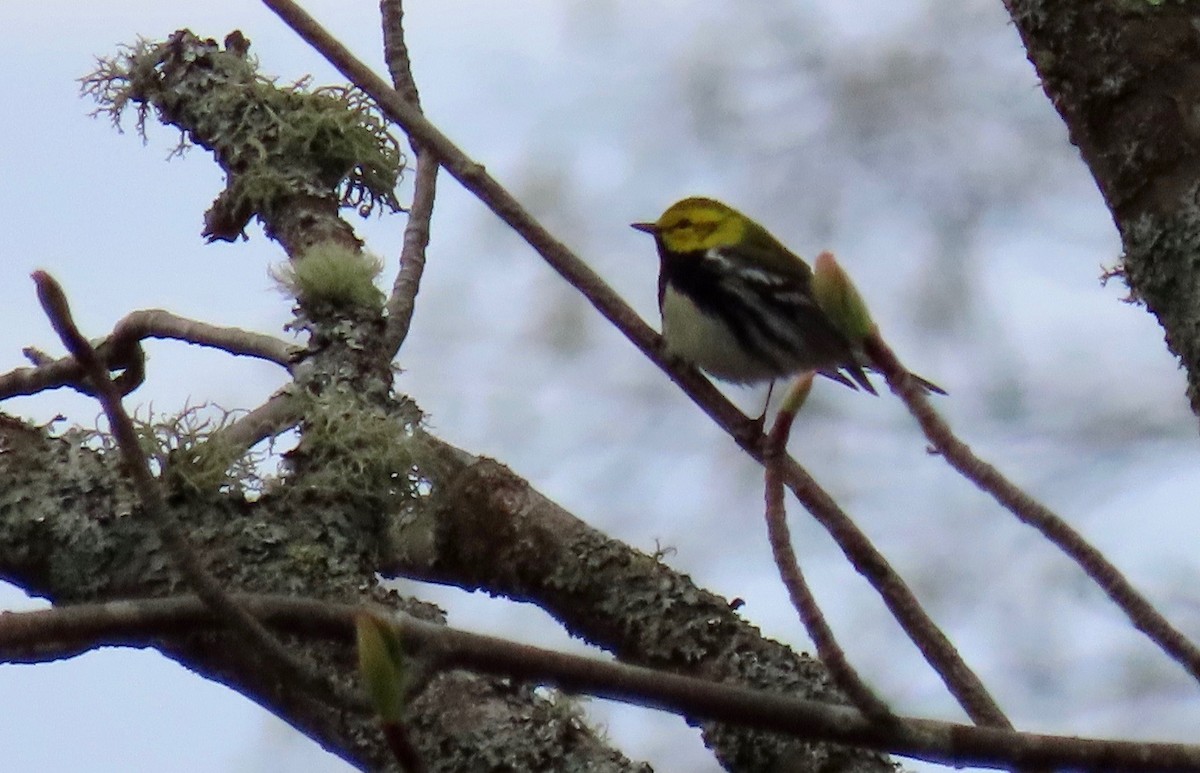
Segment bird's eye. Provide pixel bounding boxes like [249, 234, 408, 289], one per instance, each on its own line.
[675, 218, 693, 229]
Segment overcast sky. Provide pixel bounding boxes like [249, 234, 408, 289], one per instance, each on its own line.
[3, 2, 1199, 772]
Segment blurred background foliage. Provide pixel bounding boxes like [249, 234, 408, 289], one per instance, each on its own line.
[2, 0, 1197, 771]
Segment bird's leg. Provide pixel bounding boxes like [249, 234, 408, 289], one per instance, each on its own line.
[750, 380, 775, 433]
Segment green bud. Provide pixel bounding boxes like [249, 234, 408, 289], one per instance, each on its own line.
[811, 251, 876, 343]
[779, 372, 815, 415]
[356, 612, 407, 722]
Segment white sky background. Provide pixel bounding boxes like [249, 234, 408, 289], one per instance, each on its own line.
[2, 1, 1200, 771]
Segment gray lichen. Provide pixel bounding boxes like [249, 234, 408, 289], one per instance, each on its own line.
[81, 30, 403, 243]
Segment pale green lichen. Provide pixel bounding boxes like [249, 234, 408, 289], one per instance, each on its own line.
[287, 388, 419, 511]
[83, 404, 265, 497]
[272, 241, 385, 311]
[80, 31, 403, 239]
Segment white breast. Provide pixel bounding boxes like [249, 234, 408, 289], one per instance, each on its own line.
[660, 286, 780, 383]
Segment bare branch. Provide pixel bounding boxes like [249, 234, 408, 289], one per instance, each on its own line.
[0, 308, 295, 401]
[215, 390, 302, 452]
[380, 0, 421, 109]
[3, 594, 1199, 772]
[779, 458, 1016, 729]
[29, 271, 359, 711]
[764, 390, 895, 723]
[259, 0, 1017, 736]
[383, 151, 437, 354]
[110, 309, 295, 366]
[380, 0, 439, 355]
[865, 332, 1200, 688]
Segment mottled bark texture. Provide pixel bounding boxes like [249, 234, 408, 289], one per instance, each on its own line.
[1, 30, 645, 773]
[0, 411, 650, 773]
[0, 29, 899, 773]
[386, 437, 895, 773]
[1004, 0, 1200, 415]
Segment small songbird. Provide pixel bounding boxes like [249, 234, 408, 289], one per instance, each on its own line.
[632, 197, 943, 395]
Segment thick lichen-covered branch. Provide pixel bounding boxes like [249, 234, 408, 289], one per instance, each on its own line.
[81, 30, 403, 252]
[34, 24, 662, 771]
[1002, 1, 1200, 416]
[0, 408, 652, 772]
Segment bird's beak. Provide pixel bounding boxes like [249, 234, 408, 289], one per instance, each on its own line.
[630, 221, 658, 234]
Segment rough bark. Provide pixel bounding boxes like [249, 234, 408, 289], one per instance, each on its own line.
[1004, 0, 1200, 416]
[0, 29, 898, 773]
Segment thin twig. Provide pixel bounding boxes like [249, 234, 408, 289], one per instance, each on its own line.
[381, 722, 425, 773]
[380, 0, 439, 356]
[261, 0, 669, 383]
[866, 332, 1200, 687]
[215, 390, 302, 452]
[110, 309, 296, 366]
[780, 457, 1014, 728]
[0, 308, 295, 401]
[380, 0, 420, 109]
[29, 271, 360, 711]
[384, 155, 437, 355]
[763, 380, 894, 721]
[2, 594, 1199, 772]
[259, 0, 1013, 730]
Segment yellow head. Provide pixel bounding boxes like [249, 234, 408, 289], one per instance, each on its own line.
[632, 197, 748, 254]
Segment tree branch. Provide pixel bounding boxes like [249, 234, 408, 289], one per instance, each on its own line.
[0, 308, 294, 401]
[380, 0, 439, 355]
[1002, 1, 1200, 415]
[764, 392, 895, 723]
[30, 271, 359, 711]
[866, 332, 1200, 687]
[0, 410, 644, 771]
[258, 1, 1024, 748]
[388, 432, 897, 771]
[3, 594, 1198, 772]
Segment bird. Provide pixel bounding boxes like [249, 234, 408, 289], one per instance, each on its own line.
[632, 196, 944, 396]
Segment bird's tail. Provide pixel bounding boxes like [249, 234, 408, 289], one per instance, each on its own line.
[907, 371, 947, 396]
[820, 365, 946, 396]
